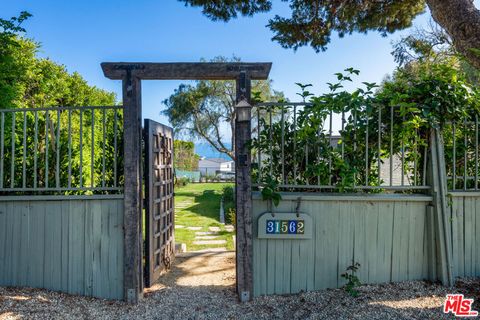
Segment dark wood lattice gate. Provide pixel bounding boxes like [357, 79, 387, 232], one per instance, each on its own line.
[144, 119, 175, 287]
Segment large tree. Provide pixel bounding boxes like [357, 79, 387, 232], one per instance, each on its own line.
[163, 56, 285, 160]
[179, 0, 480, 69]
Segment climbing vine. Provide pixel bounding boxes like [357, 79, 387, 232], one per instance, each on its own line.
[252, 64, 480, 195]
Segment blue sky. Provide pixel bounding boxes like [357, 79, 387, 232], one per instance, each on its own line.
[1, 0, 432, 152]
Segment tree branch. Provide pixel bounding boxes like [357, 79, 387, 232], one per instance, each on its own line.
[427, 0, 480, 69]
[192, 109, 234, 159]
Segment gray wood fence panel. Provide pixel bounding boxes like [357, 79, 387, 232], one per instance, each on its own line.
[449, 194, 480, 279]
[0, 198, 124, 300]
[252, 194, 431, 297]
[477, 198, 480, 276]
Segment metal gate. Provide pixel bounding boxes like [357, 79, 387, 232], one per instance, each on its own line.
[144, 119, 175, 287]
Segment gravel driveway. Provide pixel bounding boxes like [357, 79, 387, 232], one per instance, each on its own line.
[0, 251, 478, 320]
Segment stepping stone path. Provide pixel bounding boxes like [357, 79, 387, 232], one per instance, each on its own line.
[182, 225, 231, 251]
[192, 229, 228, 247]
[175, 201, 194, 210]
[175, 225, 185, 229]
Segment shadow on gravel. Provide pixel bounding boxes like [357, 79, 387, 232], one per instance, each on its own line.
[1, 252, 479, 320]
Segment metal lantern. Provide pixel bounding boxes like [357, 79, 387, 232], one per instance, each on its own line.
[235, 99, 252, 122]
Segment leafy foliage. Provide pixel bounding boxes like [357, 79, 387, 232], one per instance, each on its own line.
[380, 63, 480, 190]
[181, 0, 271, 21]
[180, 0, 425, 52]
[252, 64, 480, 192]
[0, 12, 116, 110]
[379, 65, 480, 129]
[389, 24, 480, 190]
[174, 140, 200, 170]
[180, 0, 480, 70]
[226, 207, 236, 227]
[175, 177, 191, 187]
[222, 185, 235, 203]
[0, 11, 31, 35]
[391, 21, 453, 68]
[391, 21, 480, 87]
[222, 185, 236, 225]
[0, 13, 121, 194]
[253, 68, 385, 192]
[260, 175, 282, 206]
[341, 261, 361, 297]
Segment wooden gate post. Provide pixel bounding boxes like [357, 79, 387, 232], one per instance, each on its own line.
[235, 71, 253, 302]
[427, 128, 454, 286]
[122, 68, 144, 303]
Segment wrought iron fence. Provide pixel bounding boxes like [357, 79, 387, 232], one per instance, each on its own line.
[0, 105, 124, 195]
[251, 102, 430, 192]
[444, 117, 480, 191]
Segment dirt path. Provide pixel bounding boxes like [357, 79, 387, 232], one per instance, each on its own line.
[155, 251, 236, 288]
[0, 251, 478, 319]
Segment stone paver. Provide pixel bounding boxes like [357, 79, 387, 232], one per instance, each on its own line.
[193, 240, 227, 245]
[225, 225, 234, 232]
[194, 236, 219, 240]
[195, 231, 217, 235]
[176, 204, 193, 208]
[209, 226, 221, 232]
[175, 225, 185, 229]
[186, 226, 202, 231]
[190, 247, 227, 253]
[175, 202, 194, 209]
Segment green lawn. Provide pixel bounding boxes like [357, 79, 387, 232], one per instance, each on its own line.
[174, 183, 235, 251]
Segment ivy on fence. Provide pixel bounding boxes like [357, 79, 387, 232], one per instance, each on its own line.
[251, 65, 480, 193]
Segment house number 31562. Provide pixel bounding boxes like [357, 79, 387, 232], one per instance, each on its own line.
[266, 220, 304, 234]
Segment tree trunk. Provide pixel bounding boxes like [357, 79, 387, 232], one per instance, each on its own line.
[427, 0, 480, 69]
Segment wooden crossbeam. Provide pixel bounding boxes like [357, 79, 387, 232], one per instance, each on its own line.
[101, 62, 272, 80]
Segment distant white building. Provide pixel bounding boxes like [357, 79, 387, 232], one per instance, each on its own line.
[198, 158, 234, 176]
[220, 160, 234, 172]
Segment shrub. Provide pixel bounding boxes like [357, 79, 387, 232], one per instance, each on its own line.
[226, 207, 236, 227]
[341, 262, 361, 297]
[204, 173, 217, 182]
[222, 185, 234, 203]
[222, 186, 236, 225]
[175, 177, 190, 187]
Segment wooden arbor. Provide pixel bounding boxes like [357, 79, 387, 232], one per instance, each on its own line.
[102, 62, 272, 303]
